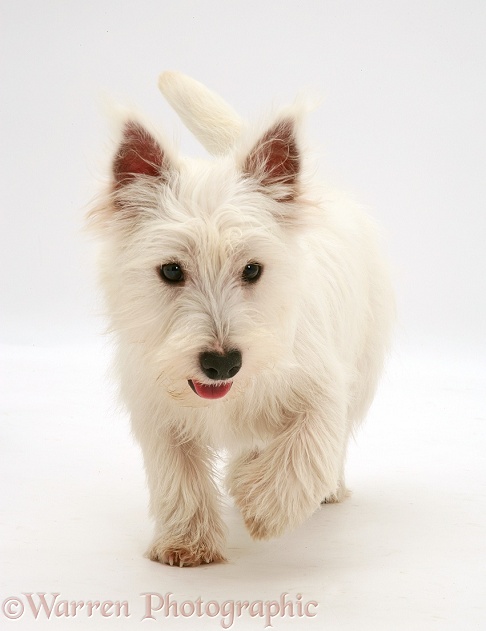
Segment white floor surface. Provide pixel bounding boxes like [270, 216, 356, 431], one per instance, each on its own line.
[1, 344, 485, 630]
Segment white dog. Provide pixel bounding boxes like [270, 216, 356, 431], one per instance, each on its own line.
[89, 72, 395, 567]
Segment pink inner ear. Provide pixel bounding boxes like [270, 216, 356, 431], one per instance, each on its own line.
[244, 119, 300, 198]
[113, 121, 165, 186]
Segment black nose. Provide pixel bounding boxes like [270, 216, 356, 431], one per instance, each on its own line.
[199, 350, 242, 381]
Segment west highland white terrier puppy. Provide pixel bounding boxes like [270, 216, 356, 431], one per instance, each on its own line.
[89, 71, 395, 567]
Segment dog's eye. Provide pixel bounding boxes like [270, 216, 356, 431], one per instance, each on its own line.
[158, 263, 184, 284]
[242, 263, 263, 283]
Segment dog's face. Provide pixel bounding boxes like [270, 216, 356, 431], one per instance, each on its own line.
[94, 116, 310, 406]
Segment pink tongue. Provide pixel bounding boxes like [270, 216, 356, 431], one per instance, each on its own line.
[192, 380, 232, 400]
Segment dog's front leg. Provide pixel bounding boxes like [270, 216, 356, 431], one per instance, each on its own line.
[139, 429, 227, 566]
[228, 396, 347, 540]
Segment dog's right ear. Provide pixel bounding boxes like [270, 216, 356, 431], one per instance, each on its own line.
[113, 120, 172, 189]
[87, 118, 176, 230]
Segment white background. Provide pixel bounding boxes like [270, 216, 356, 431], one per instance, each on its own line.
[1, 2, 485, 630]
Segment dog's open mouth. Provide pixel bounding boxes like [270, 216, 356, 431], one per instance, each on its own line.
[188, 380, 232, 400]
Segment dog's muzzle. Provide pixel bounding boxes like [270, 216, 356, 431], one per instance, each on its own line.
[187, 349, 242, 400]
[199, 350, 242, 381]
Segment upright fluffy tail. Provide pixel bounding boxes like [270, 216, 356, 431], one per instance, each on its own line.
[158, 71, 243, 155]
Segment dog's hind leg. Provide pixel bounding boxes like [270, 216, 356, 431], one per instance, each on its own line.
[321, 476, 350, 504]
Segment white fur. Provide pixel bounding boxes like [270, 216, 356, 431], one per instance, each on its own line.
[89, 72, 395, 567]
[159, 71, 243, 155]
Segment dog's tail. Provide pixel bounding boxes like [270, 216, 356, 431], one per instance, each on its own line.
[158, 71, 243, 155]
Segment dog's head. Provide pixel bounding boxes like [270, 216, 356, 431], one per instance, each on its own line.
[90, 106, 317, 406]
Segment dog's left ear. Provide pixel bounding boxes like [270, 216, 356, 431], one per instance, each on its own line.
[242, 117, 300, 202]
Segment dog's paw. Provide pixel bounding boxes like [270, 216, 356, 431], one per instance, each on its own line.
[235, 487, 306, 541]
[321, 480, 351, 504]
[241, 514, 276, 540]
[147, 536, 226, 567]
[228, 450, 323, 541]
